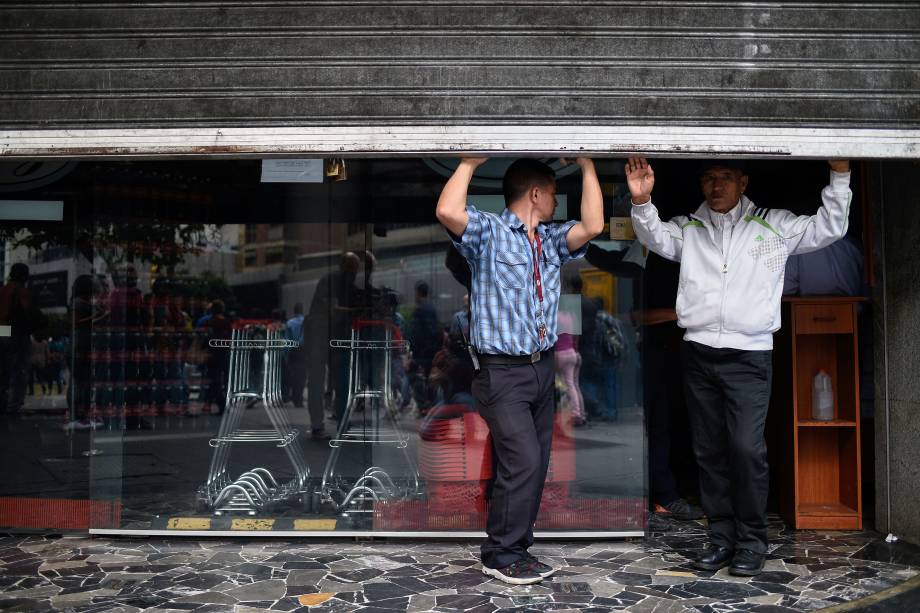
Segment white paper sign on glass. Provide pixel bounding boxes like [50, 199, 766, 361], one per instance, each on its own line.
[260, 159, 324, 183]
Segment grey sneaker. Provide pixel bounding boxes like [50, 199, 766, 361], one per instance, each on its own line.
[647, 511, 672, 532]
[524, 554, 556, 578]
[482, 558, 543, 585]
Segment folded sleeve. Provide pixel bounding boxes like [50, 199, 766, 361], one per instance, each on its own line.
[550, 220, 589, 264]
[449, 205, 490, 260]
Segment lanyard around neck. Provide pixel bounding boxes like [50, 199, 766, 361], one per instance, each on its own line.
[532, 233, 543, 304]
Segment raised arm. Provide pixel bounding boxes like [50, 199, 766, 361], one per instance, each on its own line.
[436, 158, 487, 237]
[564, 157, 605, 252]
[768, 160, 852, 255]
[626, 157, 684, 262]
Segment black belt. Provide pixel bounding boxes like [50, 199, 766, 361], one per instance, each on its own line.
[477, 350, 552, 366]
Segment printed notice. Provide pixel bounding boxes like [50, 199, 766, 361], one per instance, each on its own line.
[260, 159, 324, 183]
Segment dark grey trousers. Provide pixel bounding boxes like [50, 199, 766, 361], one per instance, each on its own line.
[473, 353, 556, 570]
[681, 340, 772, 554]
[305, 325, 330, 432]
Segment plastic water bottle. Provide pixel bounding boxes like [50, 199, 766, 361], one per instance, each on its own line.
[811, 370, 834, 421]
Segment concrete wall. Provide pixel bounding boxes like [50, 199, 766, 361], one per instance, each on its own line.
[873, 161, 920, 545]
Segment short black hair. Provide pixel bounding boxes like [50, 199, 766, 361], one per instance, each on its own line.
[503, 159, 556, 206]
[697, 159, 747, 176]
[414, 280, 429, 297]
[9, 262, 29, 283]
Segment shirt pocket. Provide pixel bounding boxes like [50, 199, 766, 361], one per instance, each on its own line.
[542, 251, 562, 292]
[495, 250, 529, 289]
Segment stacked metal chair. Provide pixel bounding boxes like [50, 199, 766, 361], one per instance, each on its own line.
[317, 319, 421, 515]
[198, 320, 310, 515]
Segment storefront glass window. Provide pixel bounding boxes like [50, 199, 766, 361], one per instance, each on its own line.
[0, 158, 646, 534]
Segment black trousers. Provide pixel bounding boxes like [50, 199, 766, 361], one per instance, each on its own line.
[473, 352, 555, 570]
[681, 340, 772, 554]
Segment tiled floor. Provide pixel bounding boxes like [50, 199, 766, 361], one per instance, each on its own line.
[1, 517, 919, 612]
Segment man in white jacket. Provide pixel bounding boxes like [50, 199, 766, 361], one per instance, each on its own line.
[626, 157, 852, 576]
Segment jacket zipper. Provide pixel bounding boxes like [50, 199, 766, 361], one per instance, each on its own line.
[717, 215, 732, 344]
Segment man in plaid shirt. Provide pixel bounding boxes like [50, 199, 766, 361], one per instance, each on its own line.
[437, 157, 604, 584]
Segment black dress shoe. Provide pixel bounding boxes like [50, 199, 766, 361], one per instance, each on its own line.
[729, 549, 765, 576]
[692, 544, 734, 571]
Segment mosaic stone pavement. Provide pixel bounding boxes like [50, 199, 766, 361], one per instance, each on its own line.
[1, 517, 919, 612]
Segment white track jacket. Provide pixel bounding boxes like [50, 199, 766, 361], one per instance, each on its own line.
[631, 170, 852, 350]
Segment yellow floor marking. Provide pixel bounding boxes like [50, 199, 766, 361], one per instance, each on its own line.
[167, 517, 211, 530]
[293, 519, 337, 530]
[231, 518, 275, 531]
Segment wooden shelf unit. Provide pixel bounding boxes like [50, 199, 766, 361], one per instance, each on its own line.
[779, 297, 863, 530]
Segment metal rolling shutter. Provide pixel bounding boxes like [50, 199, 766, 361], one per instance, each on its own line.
[1, 1, 918, 157]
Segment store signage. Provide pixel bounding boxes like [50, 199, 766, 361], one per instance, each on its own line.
[29, 270, 68, 309]
[260, 159, 324, 183]
[0, 200, 64, 221]
[0, 161, 77, 193]
[610, 217, 636, 240]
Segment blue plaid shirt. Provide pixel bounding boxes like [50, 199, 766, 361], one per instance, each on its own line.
[451, 206, 587, 355]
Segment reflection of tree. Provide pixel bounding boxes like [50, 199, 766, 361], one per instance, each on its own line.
[176, 271, 239, 314]
[0, 221, 220, 270]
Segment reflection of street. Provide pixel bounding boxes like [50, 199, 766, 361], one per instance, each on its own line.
[1, 399, 645, 531]
[570, 409, 645, 498]
[21, 388, 69, 412]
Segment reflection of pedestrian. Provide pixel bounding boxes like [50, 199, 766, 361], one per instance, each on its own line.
[591, 305, 627, 420]
[306, 252, 359, 438]
[409, 281, 440, 378]
[580, 248, 644, 421]
[644, 317, 703, 526]
[108, 265, 143, 327]
[203, 300, 232, 414]
[29, 336, 49, 395]
[47, 337, 66, 395]
[68, 274, 107, 427]
[429, 335, 474, 408]
[0, 264, 42, 415]
[284, 303, 307, 407]
[585, 228, 700, 528]
[449, 293, 471, 340]
[150, 276, 184, 328]
[555, 308, 586, 425]
[382, 291, 411, 408]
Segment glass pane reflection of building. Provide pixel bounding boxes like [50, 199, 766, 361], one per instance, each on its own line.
[0, 159, 646, 534]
